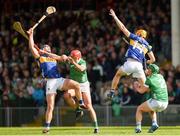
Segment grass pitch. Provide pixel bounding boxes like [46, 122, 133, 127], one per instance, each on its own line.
[0, 126, 179, 136]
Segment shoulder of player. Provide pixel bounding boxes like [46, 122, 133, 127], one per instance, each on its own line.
[79, 58, 86, 64]
[38, 55, 57, 62]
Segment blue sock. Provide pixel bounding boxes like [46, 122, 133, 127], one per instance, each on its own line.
[45, 123, 50, 129]
[79, 100, 83, 104]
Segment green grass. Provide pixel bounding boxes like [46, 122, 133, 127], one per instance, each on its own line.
[0, 126, 180, 136]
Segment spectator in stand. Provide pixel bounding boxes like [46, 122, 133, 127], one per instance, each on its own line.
[32, 82, 45, 107]
[175, 80, 180, 104]
[0, 0, 177, 106]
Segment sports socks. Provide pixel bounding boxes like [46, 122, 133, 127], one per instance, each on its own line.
[45, 122, 50, 129]
[79, 99, 84, 104]
[136, 122, 141, 130]
[93, 121, 99, 129]
[152, 119, 158, 126]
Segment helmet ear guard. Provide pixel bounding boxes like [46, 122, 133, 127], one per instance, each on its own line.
[70, 50, 82, 59]
[136, 29, 147, 38]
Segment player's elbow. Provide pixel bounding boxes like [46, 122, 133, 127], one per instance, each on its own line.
[137, 88, 147, 94]
[121, 28, 130, 37]
[79, 66, 86, 72]
[79, 67, 86, 72]
[149, 58, 155, 64]
[138, 90, 145, 94]
[152, 57, 156, 63]
[150, 56, 156, 63]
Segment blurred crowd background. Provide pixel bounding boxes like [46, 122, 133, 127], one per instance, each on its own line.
[0, 0, 180, 108]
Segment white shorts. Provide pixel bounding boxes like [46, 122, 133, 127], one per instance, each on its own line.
[46, 78, 65, 95]
[147, 98, 168, 112]
[80, 81, 90, 93]
[120, 58, 146, 81]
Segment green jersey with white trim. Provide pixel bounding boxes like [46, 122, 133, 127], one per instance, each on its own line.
[145, 73, 168, 102]
[70, 58, 88, 83]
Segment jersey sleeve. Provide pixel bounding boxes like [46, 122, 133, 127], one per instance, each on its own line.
[145, 77, 151, 87]
[129, 33, 138, 40]
[80, 60, 87, 68]
[147, 45, 152, 52]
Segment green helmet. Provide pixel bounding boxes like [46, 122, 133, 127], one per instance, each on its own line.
[148, 64, 159, 74]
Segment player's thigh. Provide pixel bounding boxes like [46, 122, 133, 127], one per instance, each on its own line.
[130, 62, 145, 80]
[137, 101, 153, 112]
[114, 67, 126, 77]
[63, 89, 76, 99]
[62, 79, 80, 91]
[80, 82, 92, 105]
[82, 91, 92, 106]
[67, 89, 76, 96]
[46, 93, 56, 107]
[120, 61, 136, 76]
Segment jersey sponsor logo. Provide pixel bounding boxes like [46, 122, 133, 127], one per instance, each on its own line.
[39, 56, 57, 63]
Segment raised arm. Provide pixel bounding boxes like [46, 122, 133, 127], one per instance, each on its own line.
[27, 28, 40, 58]
[147, 51, 156, 64]
[109, 9, 130, 37]
[39, 50, 68, 62]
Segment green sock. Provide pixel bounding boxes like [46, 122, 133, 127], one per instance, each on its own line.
[93, 121, 98, 129]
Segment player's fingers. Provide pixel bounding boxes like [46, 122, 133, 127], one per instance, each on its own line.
[26, 30, 30, 34]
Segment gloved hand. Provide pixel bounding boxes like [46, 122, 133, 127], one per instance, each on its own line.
[107, 89, 115, 100]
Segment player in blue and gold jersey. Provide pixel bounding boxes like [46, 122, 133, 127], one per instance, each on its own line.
[108, 9, 156, 99]
[27, 28, 86, 134]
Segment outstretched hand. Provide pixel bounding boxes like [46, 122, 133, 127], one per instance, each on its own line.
[27, 28, 33, 35]
[109, 9, 116, 18]
[62, 55, 68, 62]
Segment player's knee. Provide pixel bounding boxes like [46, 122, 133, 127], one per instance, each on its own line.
[63, 92, 70, 99]
[137, 105, 143, 112]
[73, 82, 80, 90]
[86, 104, 92, 110]
[47, 104, 54, 112]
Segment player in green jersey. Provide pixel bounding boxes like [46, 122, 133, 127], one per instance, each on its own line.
[63, 50, 99, 133]
[39, 49, 99, 133]
[133, 64, 168, 133]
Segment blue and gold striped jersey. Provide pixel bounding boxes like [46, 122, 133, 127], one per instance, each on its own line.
[125, 33, 152, 63]
[37, 55, 61, 78]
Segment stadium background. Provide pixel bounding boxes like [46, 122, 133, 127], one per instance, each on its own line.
[0, 0, 180, 127]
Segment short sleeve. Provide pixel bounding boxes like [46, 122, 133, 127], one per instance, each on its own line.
[129, 33, 138, 40]
[147, 45, 152, 52]
[145, 77, 151, 87]
[80, 60, 87, 68]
